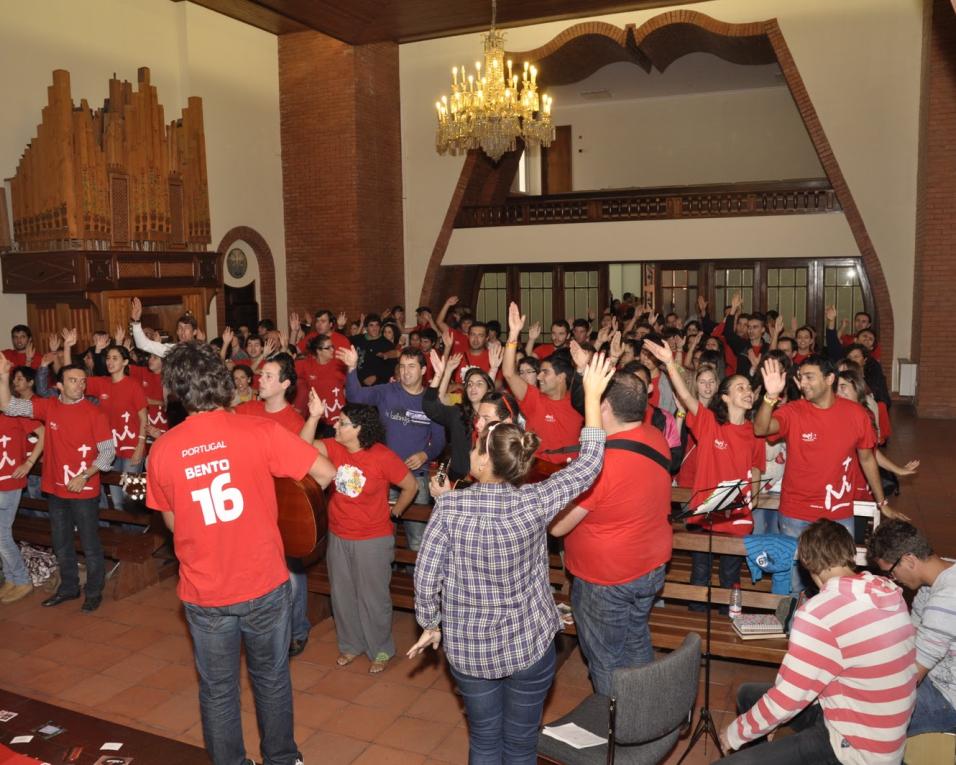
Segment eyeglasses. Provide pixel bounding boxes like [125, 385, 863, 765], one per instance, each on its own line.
[317, 346, 333, 351]
[884, 552, 907, 581]
[337, 420, 357, 428]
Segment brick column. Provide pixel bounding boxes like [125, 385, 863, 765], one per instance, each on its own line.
[913, 0, 956, 417]
[278, 32, 404, 318]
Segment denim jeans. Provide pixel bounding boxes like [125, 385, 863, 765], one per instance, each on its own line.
[751, 507, 779, 536]
[0, 489, 30, 585]
[47, 494, 105, 598]
[717, 683, 840, 764]
[571, 566, 666, 696]
[26, 474, 42, 500]
[183, 580, 298, 765]
[689, 549, 743, 613]
[778, 515, 854, 596]
[286, 560, 311, 643]
[908, 677, 956, 735]
[450, 640, 556, 765]
[391, 474, 430, 552]
[107, 455, 143, 511]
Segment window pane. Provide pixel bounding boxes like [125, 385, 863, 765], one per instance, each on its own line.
[767, 269, 779, 287]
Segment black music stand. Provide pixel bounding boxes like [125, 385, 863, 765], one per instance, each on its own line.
[671, 479, 748, 764]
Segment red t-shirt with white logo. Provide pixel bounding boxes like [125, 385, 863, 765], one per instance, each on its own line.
[293, 358, 346, 424]
[129, 366, 167, 435]
[146, 409, 318, 606]
[31, 398, 112, 499]
[456, 348, 498, 384]
[520, 385, 584, 464]
[322, 439, 411, 541]
[85, 376, 148, 456]
[772, 397, 877, 522]
[2, 349, 41, 370]
[0, 415, 35, 491]
[569, 424, 673, 584]
[685, 406, 765, 535]
[235, 399, 304, 435]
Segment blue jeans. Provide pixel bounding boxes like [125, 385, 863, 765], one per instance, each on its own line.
[909, 677, 956, 735]
[451, 641, 556, 765]
[286, 561, 311, 643]
[571, 566, 666, 696]
[26, 474, 42, 500]
[0, 489, 30, 585]
[107, 455, 143, 511]
[47, 494, 105, 598]
[778, 515, 854, 596]
[391, 474, 430, 552]
[183, 580, 298, 765]
[751, 507, 779, 536]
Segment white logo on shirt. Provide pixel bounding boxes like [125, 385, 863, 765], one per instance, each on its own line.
[0, 434, 15, 479]
[335, 464, 366, 498]
[801, 432, 818, 442]
[62, 444, 93, 491]
[713, 439, 728, 450]
[545, 414, 556, 423]
[823, 456, 854, 513]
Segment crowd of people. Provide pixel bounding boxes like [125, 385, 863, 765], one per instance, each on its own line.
[0, 289, 947, 765]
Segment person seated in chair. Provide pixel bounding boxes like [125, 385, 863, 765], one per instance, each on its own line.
[719, 519, 916, 765]
[870, 519, 956, 736]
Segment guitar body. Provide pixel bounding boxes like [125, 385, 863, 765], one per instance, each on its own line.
[274, 475, 328, 562]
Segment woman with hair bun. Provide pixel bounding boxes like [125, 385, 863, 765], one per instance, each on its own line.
[408, 352, 615, 764]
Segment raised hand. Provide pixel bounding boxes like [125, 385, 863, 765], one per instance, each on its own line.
[48, 333, 61, 353]
[581, 352, 616, 399]
[61, 327, 77, 348]
[337, 311, 348, 328]
[130, 297, 143, 322]
[641, 339, 674, 365]
[730, 292, 742, 313]
[221, 327, 234, 347]
[609, 331, 623, 360]
[772, 315, 785, 337]
[289, 312, 300, 331]
[307, 388, 326, 420]
[0, 355, 11, 377]
[569, 340, 590, 372]
[527, 321, 542, 342]
[262, 336, 278, 358]
[446, 352, 463, 373]
[336, 345, 359, 371]
[24, 339, 35, 361]
[790, 316, 799, 335]
[429, 349, 446, 381]
[697, 295, 708, 316]
[94, 333, 110, 352]
[114, 325, 126, 345]
[507, 302, 526, 339]
[487, 341, 503, 370]
[444, 295, 459, 308]
[825, 305, 837, 323]
[441, 328, 454, 352]
[760, 357, 787, 399]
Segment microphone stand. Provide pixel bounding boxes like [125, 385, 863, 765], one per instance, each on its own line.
[673, 480, 749, 764]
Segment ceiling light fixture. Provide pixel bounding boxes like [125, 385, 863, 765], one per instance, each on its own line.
[434, 0, 554, 161]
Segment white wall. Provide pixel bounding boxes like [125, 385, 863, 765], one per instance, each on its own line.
[553, 86, 823, 190]
[398, 0, 924, 358]
[0, 0, 285, 335]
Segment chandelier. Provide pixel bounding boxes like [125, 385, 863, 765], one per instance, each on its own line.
[434, 0, 554, 162]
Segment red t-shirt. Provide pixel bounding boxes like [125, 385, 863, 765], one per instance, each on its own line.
[449, 328, 469, 356]
[568, 424, 673, 584]
[296, 330, 350, 373]
[685, 406, 765, 535]
[85, 376, 148, 456]
[293, 358, 346, 424]
[676, 431, 699, 489]
[146, 409, 318, 607]
[31, 398, 112, 499]
[236, 399, 304, 434]
[520, 385, 584, 464]
[456, 348, 496, 384]
[877, 401, 891, 445]
[532, 343, 556, 360]
[129, 366, 167, 435]
[0, 415, 35, 491]
[322, 439, 410, 541]
[772, 397, 877, 522]
[2, 349, 41, 370]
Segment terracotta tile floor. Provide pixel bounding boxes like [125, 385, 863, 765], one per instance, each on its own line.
[0, 404, 949, 764]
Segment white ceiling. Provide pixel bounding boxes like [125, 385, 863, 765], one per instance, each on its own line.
[547, 53, 785, 108]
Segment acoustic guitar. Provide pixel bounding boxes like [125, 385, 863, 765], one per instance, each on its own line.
[121, 472, 329, 561]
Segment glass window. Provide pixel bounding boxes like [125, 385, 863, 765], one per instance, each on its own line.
[476, 270, 508, 329]
[564, 269, 599, 324]
[823, 265, 865, 331]
[714, 267, 754, 314]
[766, 266, 808, 326]
[660, 268, 699, 319]
[519, 270, 554, 341]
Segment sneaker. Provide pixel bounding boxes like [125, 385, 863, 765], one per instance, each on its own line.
[0, 583, 33, 604]
[0, 581, 13, 598]
[288, 638, 308, 658]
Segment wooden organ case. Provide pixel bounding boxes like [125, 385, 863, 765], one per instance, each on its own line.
[1, 68, 218, 341]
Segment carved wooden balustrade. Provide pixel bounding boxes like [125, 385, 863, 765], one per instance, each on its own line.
[454, 179, 840, 228]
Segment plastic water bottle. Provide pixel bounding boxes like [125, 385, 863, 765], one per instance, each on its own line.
[729, 583, 743, 619]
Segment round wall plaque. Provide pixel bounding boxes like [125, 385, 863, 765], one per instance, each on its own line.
[226, 247, 248, 279]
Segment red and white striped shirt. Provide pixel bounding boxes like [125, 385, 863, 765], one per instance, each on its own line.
[726, 572, 916, 765]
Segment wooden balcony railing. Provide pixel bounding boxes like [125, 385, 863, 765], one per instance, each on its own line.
[454, 179, 841, 229]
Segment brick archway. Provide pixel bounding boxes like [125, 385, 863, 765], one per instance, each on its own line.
[421, 10, 895, 373]
[215, 226, 277, 332]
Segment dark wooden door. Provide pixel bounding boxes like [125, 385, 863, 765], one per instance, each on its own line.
[225, 282, 258, 329]
[541, 125, 572, 194]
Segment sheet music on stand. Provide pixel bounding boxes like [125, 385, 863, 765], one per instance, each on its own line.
[691, 479, 748, 517]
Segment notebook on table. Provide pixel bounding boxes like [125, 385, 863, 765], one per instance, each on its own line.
[731, 597, 796, 641]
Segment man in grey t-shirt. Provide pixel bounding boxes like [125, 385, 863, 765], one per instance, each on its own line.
[870, 519, 956, 734]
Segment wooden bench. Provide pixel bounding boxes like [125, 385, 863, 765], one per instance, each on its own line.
[13, 469, 176, 599]
[306, 496, 796, 665]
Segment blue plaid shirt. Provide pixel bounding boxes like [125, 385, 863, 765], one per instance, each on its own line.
[414, 427, 606, 679]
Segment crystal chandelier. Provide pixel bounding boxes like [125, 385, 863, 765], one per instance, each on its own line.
[435, 0, 554, 162]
